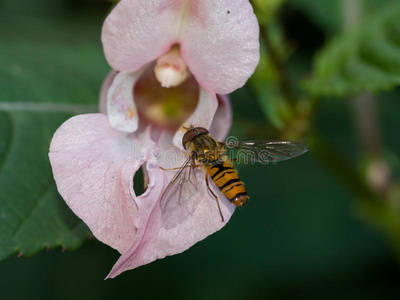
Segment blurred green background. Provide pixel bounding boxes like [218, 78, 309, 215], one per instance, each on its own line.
[1, 0, 400, 299]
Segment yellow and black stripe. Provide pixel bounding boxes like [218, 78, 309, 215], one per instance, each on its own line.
[205, 162, 249, 206]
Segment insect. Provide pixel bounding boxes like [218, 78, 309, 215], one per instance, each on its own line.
[160, 126, 308, 224]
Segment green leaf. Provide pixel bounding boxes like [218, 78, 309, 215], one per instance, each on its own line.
[0, 10, 110, 259]
[0, 112, 90, 258]
[305, 2, 400, 97]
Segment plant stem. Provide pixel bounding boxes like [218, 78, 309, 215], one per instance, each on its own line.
[341, 0, 363, 30]
[260, 24, 296, 107]
[342, 0, 391, 194]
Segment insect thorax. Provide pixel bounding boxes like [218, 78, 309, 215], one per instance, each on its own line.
[186, 134, 226, 163]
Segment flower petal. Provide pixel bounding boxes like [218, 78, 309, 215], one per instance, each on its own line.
[107, 70, 145, 132]
[106, 146, 235, 278]
[49, 114, 155, 253]
[102, 0, 181, 72]
[99, 70, 118, 114]
[209, 94, 232, 141]
[102, 0, 259, 94]
[172, 87, 218, 148]
[180, 0, 260, 94]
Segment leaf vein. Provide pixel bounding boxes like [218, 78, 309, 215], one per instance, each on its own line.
[11, 181, 55, 241]
[0, 112, 15, 176]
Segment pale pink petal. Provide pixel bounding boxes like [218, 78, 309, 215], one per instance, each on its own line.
[209, 94, 232, 141]
[102, 0, 181, 72]
[107, 69, 146, 132]
[102, 0, 259, 94]
[180, 0, 260, 94]
[99, 70, 118, 114]
[106, 144, 235, 278]
[172, 87, 218, 148]
[49, 114, 155, 254]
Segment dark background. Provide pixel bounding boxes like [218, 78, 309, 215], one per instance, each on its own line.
[1, 0, 400, 299]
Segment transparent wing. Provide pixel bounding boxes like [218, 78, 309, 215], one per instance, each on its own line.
[160, 154, 200, 229]
[224, 140, 308, 164]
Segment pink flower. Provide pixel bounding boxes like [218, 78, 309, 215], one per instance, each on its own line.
[49, 0, 259, 278]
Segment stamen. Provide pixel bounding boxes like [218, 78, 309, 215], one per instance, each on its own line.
[154, 46, 190, 88]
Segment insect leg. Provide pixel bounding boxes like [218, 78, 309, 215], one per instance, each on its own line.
[229, 158, 238, 167]
[160, 165, 191, 171]
[205, 173, 225, 222]
[160, 164, 202, 171]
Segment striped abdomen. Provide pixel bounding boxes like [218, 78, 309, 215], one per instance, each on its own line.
[205, 162, 249, 206]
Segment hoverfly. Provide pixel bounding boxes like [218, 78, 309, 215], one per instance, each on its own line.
[160, 126, 308, 224]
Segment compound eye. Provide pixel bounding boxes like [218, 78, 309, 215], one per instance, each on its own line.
[182, 129, 198, 149]
[182, 127, 209, 149]
[194, 127, 209, 135]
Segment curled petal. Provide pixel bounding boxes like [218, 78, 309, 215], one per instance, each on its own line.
[99, 70, 118, 114]
[49, 114, 155, 253]
[180, 0, 260, 94]
[107, 69, 146, 132]
[106, 161, 235, 278]
[172, 87, 218, 148]
[209, 94, 232, 141]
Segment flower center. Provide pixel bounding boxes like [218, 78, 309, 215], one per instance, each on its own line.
[134, 64, 198, 129]
[154, 45, 190, 88]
